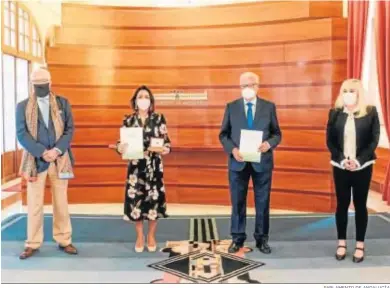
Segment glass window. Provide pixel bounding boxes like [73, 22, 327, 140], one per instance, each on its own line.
[25, 37, 30, 53]
[0, 54, 4, 154]
[362, 3, 389, 148]
[25, 20, 29, 37]
[2, 54, 17, 152]
[2, 1, 43, 60]
[10, 32, 16, 48]
[4, 6, 9, 27]
[16, 58, 29, 103]
[33, 26, 37, 40]
[4, 27, 10, 46]
[16, 58, 29, 149]
[10, 10, 16, 30]
[18, 16, 24, 34]
[19, 35, 24, 52]
[32, 42, 37, 57]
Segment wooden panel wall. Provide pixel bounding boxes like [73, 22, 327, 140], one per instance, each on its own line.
[1, 150, 23, 184]
[371, 147, 390, 193]
[1, 152, 17, 184]
[42, 1, 348, 212]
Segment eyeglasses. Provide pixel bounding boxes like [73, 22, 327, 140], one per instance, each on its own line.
[240, 83, 259, 89]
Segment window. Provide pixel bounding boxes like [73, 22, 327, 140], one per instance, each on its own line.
[2, 54, 17, 152]
[0, 53, 3, 154]
[16, 58, 29, 149]
[362, 2, 389, 148]
[16, 58, 29, 104]
[3, 1, 17, 51]
[1, 1, 43, 62]
[1, 53, 30, 153]
[32, 26, 42, 58]
[18, 7, 30, 54]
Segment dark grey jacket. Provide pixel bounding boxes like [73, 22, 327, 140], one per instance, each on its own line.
[219, 97, 282, 172]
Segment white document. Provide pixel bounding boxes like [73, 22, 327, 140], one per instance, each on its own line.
[120, 127, 144, 160]
[239, 129, 263, 163]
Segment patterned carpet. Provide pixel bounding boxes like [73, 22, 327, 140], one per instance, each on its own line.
[2, 213, 390, 283]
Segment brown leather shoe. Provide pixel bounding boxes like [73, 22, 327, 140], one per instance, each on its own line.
[19, 247, 38, 260]
[59, 244, 78, 255]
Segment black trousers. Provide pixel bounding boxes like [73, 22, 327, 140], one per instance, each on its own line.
[333, 165, 373, 242]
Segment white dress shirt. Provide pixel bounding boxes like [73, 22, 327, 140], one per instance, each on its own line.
[330, 107, 375, 171]
[37, 94, 63, 155]
[37, 94, 50, 128]
[244, 97, 257, 118]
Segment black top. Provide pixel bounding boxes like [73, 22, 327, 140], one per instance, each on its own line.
[326, 106, 380, 165]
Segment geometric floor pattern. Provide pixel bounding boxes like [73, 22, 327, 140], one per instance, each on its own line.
[2, 213, 390, 283]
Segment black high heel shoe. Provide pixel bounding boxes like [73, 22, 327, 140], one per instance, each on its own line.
[335, 245, 347, 261]
[353, 247, 365, 263]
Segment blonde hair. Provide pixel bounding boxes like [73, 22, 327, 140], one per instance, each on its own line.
[335, 78, 368, 118]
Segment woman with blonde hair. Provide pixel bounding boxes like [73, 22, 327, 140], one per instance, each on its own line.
[326, 78, 380, 263]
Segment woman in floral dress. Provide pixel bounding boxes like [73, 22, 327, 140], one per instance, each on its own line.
[117, 85, 171, 253]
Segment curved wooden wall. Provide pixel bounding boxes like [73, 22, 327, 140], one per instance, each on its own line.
[40, 1, 348, 212]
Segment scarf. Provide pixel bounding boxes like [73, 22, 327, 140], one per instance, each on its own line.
[19, 92, 74, 182]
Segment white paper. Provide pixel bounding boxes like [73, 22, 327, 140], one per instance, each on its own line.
[120, 127, 144, 160]
[239, 129, 263, 163]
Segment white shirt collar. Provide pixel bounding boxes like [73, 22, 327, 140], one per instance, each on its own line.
[244, 97, 257, 106]
[37, 94, 50, 101]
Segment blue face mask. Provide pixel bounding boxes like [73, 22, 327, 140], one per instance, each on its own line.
[34, 84, 50, 98]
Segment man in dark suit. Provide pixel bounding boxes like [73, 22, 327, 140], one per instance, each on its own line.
[16, 67, 77, 259]
[219, 72, 282, 254]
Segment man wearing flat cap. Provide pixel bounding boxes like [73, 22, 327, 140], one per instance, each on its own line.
[16, 67, 77, 259]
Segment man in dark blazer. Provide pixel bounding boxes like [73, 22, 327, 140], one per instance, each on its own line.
[219, 72, 282, 254]
[16, 67, 77, 259]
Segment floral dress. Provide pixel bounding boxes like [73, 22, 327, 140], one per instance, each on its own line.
[121, 112, 171, 222]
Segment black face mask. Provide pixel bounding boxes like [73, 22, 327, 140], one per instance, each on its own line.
[33, 84, 50, 98]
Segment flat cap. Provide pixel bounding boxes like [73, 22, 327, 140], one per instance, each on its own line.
[30, 67, 51, 85]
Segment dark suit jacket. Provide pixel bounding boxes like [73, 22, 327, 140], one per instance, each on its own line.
[16, 95, 75, 173]
[219, 97, 282, 172]
[326, 106, 380, 166]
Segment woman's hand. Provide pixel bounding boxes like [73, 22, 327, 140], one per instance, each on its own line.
[117, 143, 128, 154]
[346, 160, 358, 171]
[147, 146, 170, 155]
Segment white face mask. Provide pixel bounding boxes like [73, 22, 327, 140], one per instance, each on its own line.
[343, 92, 357, 106]
[241, 87, 256, 100]
[137, 98, 151, 111]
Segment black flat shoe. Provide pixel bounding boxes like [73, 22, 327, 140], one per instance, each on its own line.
[335, 245, 347, 261]
[353, 247, 364, 263]
[228, 242, 242, 253]
[256, 239, 272, 254]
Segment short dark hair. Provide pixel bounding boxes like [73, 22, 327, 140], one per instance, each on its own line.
[130, 85, 155, 113]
